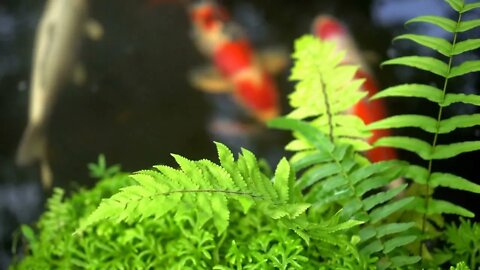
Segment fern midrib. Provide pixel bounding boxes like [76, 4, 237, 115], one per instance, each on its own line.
[145, 189, 263, 198]
[420, 6, 463, 255]
[319, 75, 335, 142]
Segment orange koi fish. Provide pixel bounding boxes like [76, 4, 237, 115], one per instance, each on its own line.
[187, 0, 287, 122]
[312, 15, 397, 162]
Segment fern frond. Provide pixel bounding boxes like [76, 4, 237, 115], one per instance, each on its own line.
[270, 117, 418, 268]
[368, 0, 480, 251]
[287, 34, 370, 150]
[76, 142, 310, 235]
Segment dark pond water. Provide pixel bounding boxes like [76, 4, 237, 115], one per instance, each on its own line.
[0, 0, 479, 268]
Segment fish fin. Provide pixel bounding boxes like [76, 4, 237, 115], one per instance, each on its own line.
[258, 46, 289, 75]
[189, 66, 232, 93]
[40, 158, 53, 189]
[85, 19, 103, 41]
[16, 124, 47, 166]
[72, 63, 87, 86]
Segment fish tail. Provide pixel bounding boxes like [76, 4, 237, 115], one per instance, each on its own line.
[16, 124, 47, 166]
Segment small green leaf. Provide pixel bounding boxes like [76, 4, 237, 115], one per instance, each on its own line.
[374, 136, 432, 160]
[211, 194, 229, 234]
[452, 39, 480, 55]
[430, 172, 480, 193]
[449, 60, 480, 78]
[361, 240, 383, 256]
[376, 222, 416, 238]
[370, 197, 415, 223]
[368, 114, 437, 133]
[358, 227, 376, 243]
[383, 235, 417, 253]
[409, 198, 475, 217]
[370, 84, 443, 103]
[463, 2, 480, 12]
[458, 19, 480, 32]
[296, 163, 340, 189]
[363, 184, 408, 211]
[382, 56, 449, 77]
[274, 158, 291, 202]
[268, 118, 334, 153]
[429, 199, 474, 217]
[394, 34, 452, 56]
[443, 93, 480, 106]
[290, 150, 331, 172]
[406, 16, 456, 32]
[432, 140, 480, 159]
[390, 256, 421, 267]
[439, 114, 480, 133]
[444, 0, 462, 12]
[404, 164, 429, 184]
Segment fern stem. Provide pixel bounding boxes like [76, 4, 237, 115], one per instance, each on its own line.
[319, 76, 335, 142]
[420, 8, 462, 257]
[149, 189, 263, 198]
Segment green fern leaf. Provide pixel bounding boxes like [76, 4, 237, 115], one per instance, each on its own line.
[369, 114, 480, 134]
[408, 198, 474, 217]
[449, 60, 480, 78]
[383, 235, 417, 253]
[361, 240, 383, 256]
[453, 39, 480, 55]
[463, 2, 480, 12]
[268, 117, 334, 152]
[390, 256, 421, 268]
[370, 84, 443, 103]
[363, 184, 408, 211]
[406, 15, 456, 32]
[296, 163, 342, 189]
[438, 114, 480, 133]
[394, 34, 451, 56]
[432, 141, 480, 159]
[369, 197, 415, 224]
[290, 150, 331, 171]
[445, 0, 462, 12]
[382, 56, 449, 77]
[443, 93, 480, 106]
[458, 19, 480, 32]
[430, 173, 480, 193]
[373, 136, 432, 160]
[368, 114, 437, 133]
[273, 158, 291, 203]
[375, 222, 416, 238]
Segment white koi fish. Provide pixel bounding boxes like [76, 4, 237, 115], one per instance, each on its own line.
[16, 0, 102, 188]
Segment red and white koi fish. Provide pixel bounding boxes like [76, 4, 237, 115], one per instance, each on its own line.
[312, 15, 397, 162]
[187, 0, 287, 122]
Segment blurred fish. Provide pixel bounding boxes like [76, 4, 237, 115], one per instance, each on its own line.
[16, 0, 102, 188]
[187, 0, 288, 122]
[312, 15, 397, 163]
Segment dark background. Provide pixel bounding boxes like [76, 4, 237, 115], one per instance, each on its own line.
[0, 0, 479, 268]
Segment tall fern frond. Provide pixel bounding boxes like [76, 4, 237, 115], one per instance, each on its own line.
[76, 142, 312, 236]
[270, 117, 420, 269]
[287, 35, 371, 152]
[368, 0, 480, 258]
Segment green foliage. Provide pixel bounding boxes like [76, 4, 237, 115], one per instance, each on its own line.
[287, 35, 371, 152]
[270, 62, 419, 268]
[366, 0, 480, 266]
[76, 143, 312, 236]
[87, 154, 121, 179]
[438, 219, 480, 269]
[450, 261, 471, 270]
